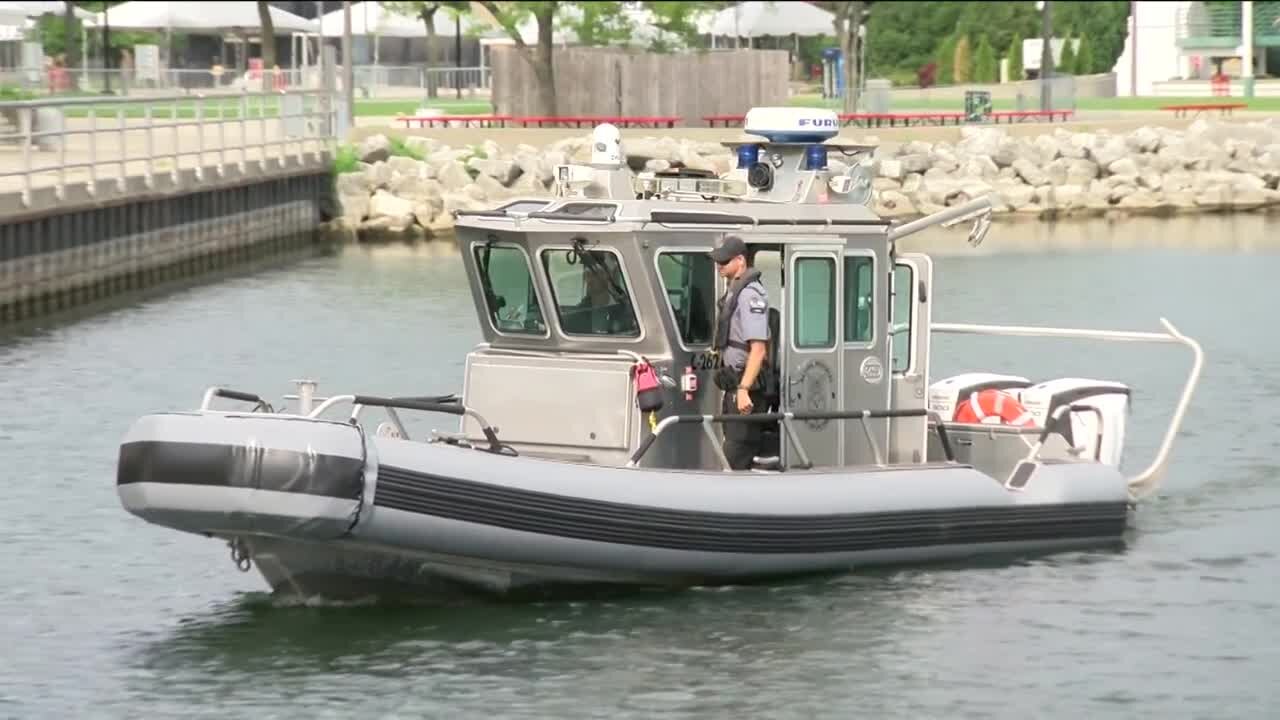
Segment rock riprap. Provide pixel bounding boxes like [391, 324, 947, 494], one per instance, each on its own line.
[336, 117, 1280, 238]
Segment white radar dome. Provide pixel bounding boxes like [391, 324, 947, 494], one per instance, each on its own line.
[591, 122, 623, 167]
[743, 107, 840, 144]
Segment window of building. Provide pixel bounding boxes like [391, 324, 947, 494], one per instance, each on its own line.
[541, 247, 641, 337]
[473, 244, 547, 335]
[657, 251, 716, 346]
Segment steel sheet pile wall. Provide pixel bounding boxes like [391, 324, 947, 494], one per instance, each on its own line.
[0, 170, 331, 326]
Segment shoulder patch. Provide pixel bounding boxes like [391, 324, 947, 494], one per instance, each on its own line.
[747, 294, 768, 314]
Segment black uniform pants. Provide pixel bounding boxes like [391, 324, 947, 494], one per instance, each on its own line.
[721, 387, 768, 470]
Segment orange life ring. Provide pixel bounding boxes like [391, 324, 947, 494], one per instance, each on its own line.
[953, 389, 1036, 427]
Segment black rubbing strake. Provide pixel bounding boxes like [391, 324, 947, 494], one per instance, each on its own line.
[371, 465, 1128, 554]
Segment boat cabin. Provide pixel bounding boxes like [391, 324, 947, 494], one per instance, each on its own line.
[450, 108, 982, 472]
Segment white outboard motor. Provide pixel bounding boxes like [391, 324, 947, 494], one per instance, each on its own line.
[1018, 378, 1131, 466]
[928, 373, 1033, 421]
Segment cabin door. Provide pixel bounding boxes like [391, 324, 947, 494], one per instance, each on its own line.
[888, 253, 934, 463]
[782, 247, 843, 468]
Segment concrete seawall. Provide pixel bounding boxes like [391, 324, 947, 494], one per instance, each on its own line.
[0, 159, 336, 327]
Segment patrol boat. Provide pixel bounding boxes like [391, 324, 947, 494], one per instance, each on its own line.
[114, 108, 1204, 602]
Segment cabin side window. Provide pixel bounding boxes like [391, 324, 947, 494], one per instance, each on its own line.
[657, 251, 715, 346]
[843, 255, 874, 344]
[474, 244, 547, 335]
[891, 263, 914, 372]
[793, 256, 836, 349]
[541, 247, 641, 338]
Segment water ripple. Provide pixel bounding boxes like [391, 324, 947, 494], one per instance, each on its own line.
[3, 237, 1280, 718]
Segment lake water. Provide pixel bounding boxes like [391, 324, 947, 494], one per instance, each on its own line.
[2, 214, 1278, 719]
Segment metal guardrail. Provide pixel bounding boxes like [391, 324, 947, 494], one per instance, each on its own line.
[0, 89, 341, 207]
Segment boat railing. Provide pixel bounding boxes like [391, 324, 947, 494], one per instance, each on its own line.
[199, 387, 276, 413]
[196, 385, 511, 453]
[627, 408, 957, 471]
[343, 395, 510, 455]
[930, 318, 1204, 502]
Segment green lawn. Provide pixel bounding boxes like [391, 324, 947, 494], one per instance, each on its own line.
[788, 93, 1280, 113]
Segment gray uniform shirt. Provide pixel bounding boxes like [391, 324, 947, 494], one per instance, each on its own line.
[722, 280, 770, 370]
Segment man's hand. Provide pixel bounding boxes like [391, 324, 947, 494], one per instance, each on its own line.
[736, 387, 753, 414]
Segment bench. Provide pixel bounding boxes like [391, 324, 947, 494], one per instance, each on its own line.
[988, 110, 1075, 124]
[396, 114, 513, 128]
[1159, 103, 1248, 118]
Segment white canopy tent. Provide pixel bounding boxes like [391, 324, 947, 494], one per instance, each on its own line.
[99, 1, 317, 34]
[0, 2, 29, 28]
[319, 3, 484, 38]
[698, 1, 835, 44]
[9, 1, 96, 22]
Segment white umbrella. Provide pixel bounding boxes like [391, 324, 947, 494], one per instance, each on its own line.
[699, 1, 835, 38]
[100, 1, 317, 34]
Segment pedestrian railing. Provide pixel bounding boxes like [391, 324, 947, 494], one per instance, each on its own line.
[0, 89, 342, 208]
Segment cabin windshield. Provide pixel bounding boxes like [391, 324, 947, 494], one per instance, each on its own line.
[474, 244, 547, 335]
[657, 250, 716, 346]
[541, 247, 641, 337]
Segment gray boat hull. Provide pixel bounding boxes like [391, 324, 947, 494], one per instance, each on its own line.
[116, 412, 1131, 601]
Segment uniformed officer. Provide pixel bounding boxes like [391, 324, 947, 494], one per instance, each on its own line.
[710, 235, 771, 470]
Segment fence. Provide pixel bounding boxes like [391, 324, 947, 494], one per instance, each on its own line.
[0, 89, 342, 210]
[883, 73, 1116, 109]
[490, 47, 789, 124]
[0, 65, 491, 100]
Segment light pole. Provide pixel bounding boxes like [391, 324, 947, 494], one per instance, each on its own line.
[1039, 0, 1053, 112]
[343, 1, 354, 128]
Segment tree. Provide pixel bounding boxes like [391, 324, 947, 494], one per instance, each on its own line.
[63, 1, 79, 67]
[953, 34, 972, 83]
[1007, 32, 1024, 82]
[1073, 33, 1094, 74]
[386, 1, 471, 98]
[973, 36, 996, 83]
[815, 1, 869, 113]
[257, 1, 275, 70]
[1058, 36, 1076, 74]
[1048, 1, 1129, 75]
[936, 35, 957, 85]
[473, 1, 709, 116]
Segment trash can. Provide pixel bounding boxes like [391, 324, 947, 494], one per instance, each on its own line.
[864, 79, 891, 113]
[965, 90, 993, 122]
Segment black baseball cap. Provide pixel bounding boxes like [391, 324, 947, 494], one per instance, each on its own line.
[710, 235, 747, 264]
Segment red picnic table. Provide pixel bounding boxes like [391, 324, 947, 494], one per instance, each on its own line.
[703, 114, 746, 127]
[507, 115, 682, 128]
[396, 114, 513, 128]
[1160, 103, 1248, 118]
[988, 109, 1075, 123]
[839, 112, 967, 128]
